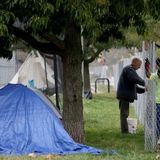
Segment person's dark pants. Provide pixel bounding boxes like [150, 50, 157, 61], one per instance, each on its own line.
[119, 99, 129, 133]
[156, 103, 160, 136]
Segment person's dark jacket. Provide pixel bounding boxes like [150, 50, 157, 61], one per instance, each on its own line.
[116, 65, 145, 102]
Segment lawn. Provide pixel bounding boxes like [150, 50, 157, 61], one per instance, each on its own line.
[0, 88, 159, 160]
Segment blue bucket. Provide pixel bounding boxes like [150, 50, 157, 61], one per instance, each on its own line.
[28, 80, 35, 88]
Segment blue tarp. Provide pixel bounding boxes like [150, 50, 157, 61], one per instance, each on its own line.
[0, 84, 103, 155]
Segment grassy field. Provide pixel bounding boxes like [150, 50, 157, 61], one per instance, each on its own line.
[0, 88, 159, 160]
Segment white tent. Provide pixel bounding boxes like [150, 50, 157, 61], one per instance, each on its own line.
[10, 51, 55, 90]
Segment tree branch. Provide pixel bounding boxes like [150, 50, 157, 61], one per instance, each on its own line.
[9, 26, 65, 56]
[84, 48, 103, 64]
[40, 32, 65, 50]
[155, 43, 160, 48]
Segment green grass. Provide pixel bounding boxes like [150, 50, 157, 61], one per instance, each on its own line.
[82, 89, 158, 160]
[84, 92, 143, 151]
[0, 88, 159, 160]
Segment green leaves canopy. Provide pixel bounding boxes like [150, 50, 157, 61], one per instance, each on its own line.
[0, 0, 149, 58]
[0, 0, 110, 57]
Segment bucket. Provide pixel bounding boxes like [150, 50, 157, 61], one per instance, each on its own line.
[127, 118, 137, 134]
[28, 80, 35, 88]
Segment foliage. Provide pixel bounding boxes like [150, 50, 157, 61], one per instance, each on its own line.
[122, 27, 144, 48]
[156, 48, 160, 57]
[0, 0, 109, 54]
[146, 0, 160, 19]
[0, 0, 149, 62]
[122, 15, 160, 51]
[0, 0, 148, 58]
[83, 0, 148, 64]
[144, 16, 160, 44]
[98, 0, 146, 43]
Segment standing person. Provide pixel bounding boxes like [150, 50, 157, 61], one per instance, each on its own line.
[116, 57, 146, 133]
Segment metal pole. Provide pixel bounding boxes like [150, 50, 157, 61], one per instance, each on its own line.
[95, 78, 110, 93]
[54, 55, 60, 110]
[43, 54, 49, 89]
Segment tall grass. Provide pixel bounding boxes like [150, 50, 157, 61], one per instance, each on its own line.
[0, 88, 159, 160]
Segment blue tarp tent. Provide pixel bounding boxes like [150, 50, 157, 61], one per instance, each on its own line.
[0, 84, 103, 155]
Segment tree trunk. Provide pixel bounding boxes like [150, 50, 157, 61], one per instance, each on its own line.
[83, 61, 92, 99]
[83, 61, 91, 93]
[62, 20, 84, 143]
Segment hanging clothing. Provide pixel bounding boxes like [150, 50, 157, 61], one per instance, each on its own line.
[150, 72, 160, 103]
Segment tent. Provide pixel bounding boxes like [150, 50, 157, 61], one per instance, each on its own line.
[31, 87, 62, 119]
[10, 51, 60, 91]
[0, 84, 103, 155]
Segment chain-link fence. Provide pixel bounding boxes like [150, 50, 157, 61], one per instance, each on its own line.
[144, 42, 160, 151]
[112, 42, 159, 151]
[145, 80, 157, 150]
